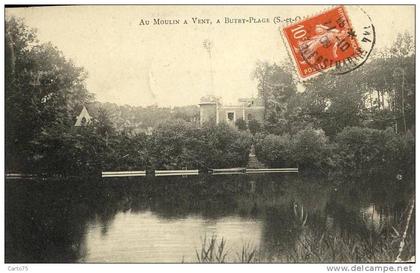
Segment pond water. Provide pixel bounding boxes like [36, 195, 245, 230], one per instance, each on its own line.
[5, 174, 414, 263]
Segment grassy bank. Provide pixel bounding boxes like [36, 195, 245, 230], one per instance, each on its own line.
[192, 199, 415, 263]
[193, 229, 414, 263]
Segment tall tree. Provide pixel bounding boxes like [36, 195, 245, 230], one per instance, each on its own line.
[363, 32, 415, 133]
[5, 17, 93, 171]
[253, 61, 298, 134]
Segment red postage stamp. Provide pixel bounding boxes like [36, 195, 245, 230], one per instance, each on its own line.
[282, 5, 362, 79]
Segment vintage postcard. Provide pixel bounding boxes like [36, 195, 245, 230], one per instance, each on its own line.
[3, 3, 416, 271]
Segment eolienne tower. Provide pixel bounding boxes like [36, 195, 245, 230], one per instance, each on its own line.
[199, 39, 264, 126]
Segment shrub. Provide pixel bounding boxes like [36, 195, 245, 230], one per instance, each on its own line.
[254, 133, 293, 167]
[291, 128, 331, 171]
[235, 118, 247, 131]
[335, 127, 414, 178]
[33, 125, 108, 176]
[255, 128, 332, 172]
[105, 132, 150, 171]
[384, 130, 414, 177]
[200, 123, 253, 168]
[248, 119, 262, 135]
[148, 120, 253, 170]
[148, 119, 203, 169]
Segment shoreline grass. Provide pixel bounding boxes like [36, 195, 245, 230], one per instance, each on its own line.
[192, 200, 415, 263]
[193, 230, 414, 263]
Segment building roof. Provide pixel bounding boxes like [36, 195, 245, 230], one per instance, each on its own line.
[74, 106, 93, 126]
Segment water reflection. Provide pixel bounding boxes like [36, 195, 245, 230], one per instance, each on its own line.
[81, 211, 261, 263]
[5, 174, 414, 263]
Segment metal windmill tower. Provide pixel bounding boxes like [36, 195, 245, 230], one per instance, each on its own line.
[203, 39, 214, 96]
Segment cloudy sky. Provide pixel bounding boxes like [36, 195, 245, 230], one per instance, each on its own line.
[6, 5, 415, 106]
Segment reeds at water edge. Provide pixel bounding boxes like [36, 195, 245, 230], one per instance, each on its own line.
[193, 200, 415, 263]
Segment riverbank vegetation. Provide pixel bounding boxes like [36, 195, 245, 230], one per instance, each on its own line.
[5, 17, 415, 181]
[254, 126, 414, 179]
[194, 219, 415, 263]
[193, 193, 415, 263]
[6, 17, 253, 175]
[252, 31, 415, 180]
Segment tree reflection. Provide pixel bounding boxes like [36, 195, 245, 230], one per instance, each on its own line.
[5, 175, 414, 263]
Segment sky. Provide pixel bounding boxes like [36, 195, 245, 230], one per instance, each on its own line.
[6, 5, 415, 107]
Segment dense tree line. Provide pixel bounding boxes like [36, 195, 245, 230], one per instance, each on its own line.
[255, 127, 414, 178]
[5, 17, 415, 180]
[87, 101, 200, 132]
[24, 118, 253, 175]
[102, 120, 252, 172]
[146, 120, 252, 170]
[253, 32, 415, 179]
[5, 17, 252, 175]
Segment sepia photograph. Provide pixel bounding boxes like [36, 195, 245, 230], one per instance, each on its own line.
[3, 3, 416, 268]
